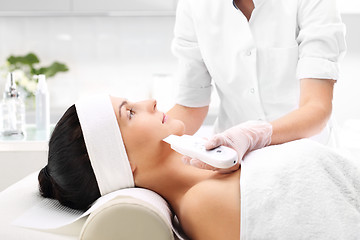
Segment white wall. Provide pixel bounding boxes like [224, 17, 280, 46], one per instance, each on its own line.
[0, 13, 359, 126]
[333, 14, 360, 125]
[0, 16, 178, 122]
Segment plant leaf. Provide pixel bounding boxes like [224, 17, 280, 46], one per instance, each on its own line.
[38, 62, 69, 78]
[7, 53, 40, 66]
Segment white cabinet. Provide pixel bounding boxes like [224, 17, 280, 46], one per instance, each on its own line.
[0, 0, 71, 11]
[73, 0, 175, 12]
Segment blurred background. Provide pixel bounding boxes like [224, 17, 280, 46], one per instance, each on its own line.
[0, 0, 359, 125]
[0, 0, 359, 190]
[0, 0, 181, 124]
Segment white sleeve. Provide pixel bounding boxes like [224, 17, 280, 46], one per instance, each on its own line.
[296, 0, 347, 81]
[171, 0, 212, 108]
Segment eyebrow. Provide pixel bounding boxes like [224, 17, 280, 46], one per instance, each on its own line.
[118, 100, 128, 117]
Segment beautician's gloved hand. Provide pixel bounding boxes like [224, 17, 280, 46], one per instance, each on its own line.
[182, 121, 273, 172]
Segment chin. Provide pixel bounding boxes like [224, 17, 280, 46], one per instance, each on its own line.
[173, 119, 185, 136]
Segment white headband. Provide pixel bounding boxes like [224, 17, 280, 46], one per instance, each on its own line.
[75, 95, 134, 196]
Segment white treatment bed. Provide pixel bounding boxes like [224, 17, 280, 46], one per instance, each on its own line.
[0, 171, 187, 240]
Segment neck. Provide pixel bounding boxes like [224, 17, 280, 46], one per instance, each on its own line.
[135, 147, 216, 215]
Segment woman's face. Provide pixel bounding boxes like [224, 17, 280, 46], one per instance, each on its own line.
[110, 96, 185, 164]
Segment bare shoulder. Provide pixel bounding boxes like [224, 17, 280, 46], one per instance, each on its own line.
[179, 170, 240, 240]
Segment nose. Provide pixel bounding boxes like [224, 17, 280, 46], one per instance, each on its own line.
[146, 99, 157, 112]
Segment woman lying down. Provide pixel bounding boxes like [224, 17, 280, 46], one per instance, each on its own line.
[38, 95, 360, 240]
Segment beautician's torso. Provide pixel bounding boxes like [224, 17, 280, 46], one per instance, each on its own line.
[178, 169, 241, 240]
[174, 0, 302, 133]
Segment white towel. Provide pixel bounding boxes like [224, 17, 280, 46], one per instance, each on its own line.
[240, 139, 360, 240]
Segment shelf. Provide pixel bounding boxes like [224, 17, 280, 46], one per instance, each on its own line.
[0, 141, 47, 152]
[0, 125, 52, 152]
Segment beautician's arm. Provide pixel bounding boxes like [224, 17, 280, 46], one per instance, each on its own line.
[176, 78, 334, 172]
[270, 78, 335, 145]
[167, 104, 209, 135]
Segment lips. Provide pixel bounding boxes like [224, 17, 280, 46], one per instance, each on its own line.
[162, 113, 167, 124]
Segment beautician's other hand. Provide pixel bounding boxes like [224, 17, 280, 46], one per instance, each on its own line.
[182, 121, 273, 172]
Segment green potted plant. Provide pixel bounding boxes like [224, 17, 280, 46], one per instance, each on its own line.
[1, 52, 69, 107]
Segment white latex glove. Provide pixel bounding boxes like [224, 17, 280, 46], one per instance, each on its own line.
[182, 121, 273, 172]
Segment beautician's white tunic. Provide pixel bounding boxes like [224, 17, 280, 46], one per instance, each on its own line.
[172, 0, 346, 144]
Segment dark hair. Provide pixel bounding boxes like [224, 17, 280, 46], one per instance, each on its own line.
[38, 105, 100, 211]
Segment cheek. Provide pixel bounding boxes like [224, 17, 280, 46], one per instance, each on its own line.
[122, 128, 154, 159]
[127, 120, 160, 144]
[138, 125, 159, 140]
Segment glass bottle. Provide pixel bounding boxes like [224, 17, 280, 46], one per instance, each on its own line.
[35, 74, 50, 140]
[1, 72, 25, 138]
